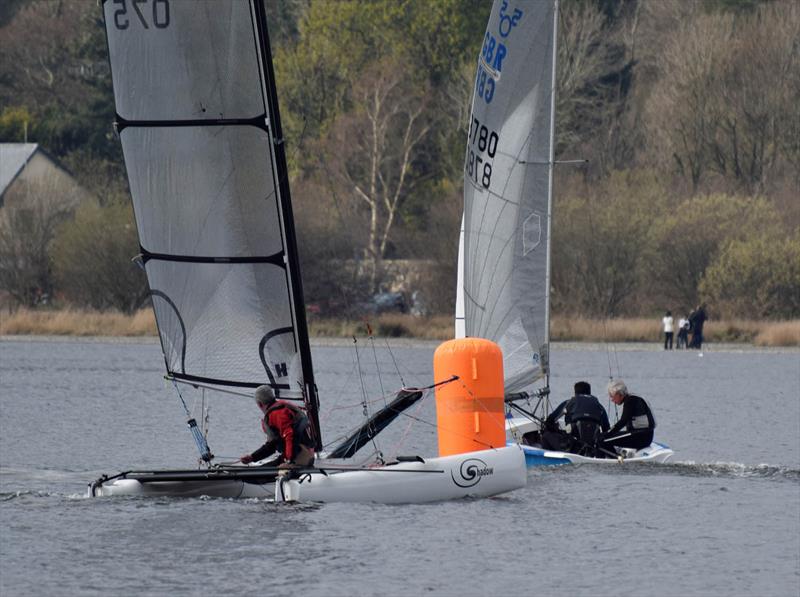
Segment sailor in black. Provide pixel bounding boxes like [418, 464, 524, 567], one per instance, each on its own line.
[541, 381, 610, 456]
[602, 379, 656, 452]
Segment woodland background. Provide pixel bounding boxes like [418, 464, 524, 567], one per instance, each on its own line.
[0, 0, 798, 323]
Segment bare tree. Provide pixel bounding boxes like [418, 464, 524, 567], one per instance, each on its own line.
[0, 1, 96, 109]
[645, 12, 731, 192]
[0, 177, 80, 306]
[556, 2, 611, 153]
[643, 3, 799, 195]
[710, 2, 800, 195]
[324, 59, 431, 292]
[556, 0, 632, 175]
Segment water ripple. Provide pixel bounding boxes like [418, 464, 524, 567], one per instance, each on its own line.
[583, 460, 800, 481]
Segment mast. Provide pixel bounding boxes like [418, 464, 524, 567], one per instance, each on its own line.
[455, 214, 466, 338]
[252, 1, 322, 450]
[542, 0, 559, 392]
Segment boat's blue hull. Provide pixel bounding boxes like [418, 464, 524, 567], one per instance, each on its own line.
[511, 441, 674, 467]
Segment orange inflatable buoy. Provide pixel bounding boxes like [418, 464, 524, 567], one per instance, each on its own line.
[433, 337, 505, 457]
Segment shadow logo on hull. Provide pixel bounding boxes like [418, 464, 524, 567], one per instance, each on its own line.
[452, 458, 494, 488]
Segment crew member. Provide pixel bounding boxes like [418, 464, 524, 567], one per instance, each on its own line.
[602, 379, 656, 453]
[542, 381, 610, 456]
[240, 385, 316, 468]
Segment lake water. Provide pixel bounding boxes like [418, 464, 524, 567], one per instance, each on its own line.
[1, 337, 798, 596]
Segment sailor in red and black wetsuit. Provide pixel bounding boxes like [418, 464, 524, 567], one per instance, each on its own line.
[602, 379, 656, 453]
[240, 385, 315, 468]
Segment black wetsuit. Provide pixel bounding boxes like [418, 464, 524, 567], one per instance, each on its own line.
[603, 394, 655, 451]
[542, 394, 610, 456]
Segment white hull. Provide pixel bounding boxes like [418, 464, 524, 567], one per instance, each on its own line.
[505, 416, 674, 466]
[516, 442, 674, 466]
[88, 446, 527, 503]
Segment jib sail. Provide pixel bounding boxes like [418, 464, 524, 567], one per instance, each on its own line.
[459, 0, 558, 394]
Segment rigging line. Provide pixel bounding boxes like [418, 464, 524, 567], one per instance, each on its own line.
[327, 376, 459, 412]
[384, 338, 406, 388]
[583, 187, 621, 380]
[351, 336, 381, 456]
[319, 377, 459, 452]
[456, 379, 510, 435]
[366, 322, 388, 409]
[165, 376, 269, 398]
[380, 381, 499, 451]
[324, 391, 402, 412]
[337, 393, 499, 454]
[387, 388, 431, 457]
[170, 379, 214, 463]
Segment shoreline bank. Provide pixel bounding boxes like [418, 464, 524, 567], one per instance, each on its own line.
[1, 308, 798, 348]
[1, 335, 797, 354]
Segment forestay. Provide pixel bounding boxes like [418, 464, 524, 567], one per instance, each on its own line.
[103, 0, 318, 427]
[461, 0, 557, 393]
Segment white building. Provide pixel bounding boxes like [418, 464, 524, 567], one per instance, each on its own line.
[0, 143, 84, 207]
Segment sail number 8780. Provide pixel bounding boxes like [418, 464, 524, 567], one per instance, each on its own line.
[466, 118, 499, 189]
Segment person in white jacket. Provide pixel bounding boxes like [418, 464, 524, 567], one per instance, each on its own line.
[662, 311, 674, 350]
[677, 315, 690, 348]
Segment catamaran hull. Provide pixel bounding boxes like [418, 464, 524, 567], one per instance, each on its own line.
[277, 446, 527, 503]
[89, 478, 275, 499]
[88, 446, 527, 503]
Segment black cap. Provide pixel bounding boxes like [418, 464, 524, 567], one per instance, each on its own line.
[574, 381, 591, 395]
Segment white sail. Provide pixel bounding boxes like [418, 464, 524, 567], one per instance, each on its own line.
[89, 0, 532, 502]
[103, 0, 316, 410]
[460, 0, 558, 393]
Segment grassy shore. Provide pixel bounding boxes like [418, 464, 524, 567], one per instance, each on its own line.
[1, 307, 798, 347]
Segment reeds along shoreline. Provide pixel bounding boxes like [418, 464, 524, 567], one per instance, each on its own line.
[1, 308, 798, 347]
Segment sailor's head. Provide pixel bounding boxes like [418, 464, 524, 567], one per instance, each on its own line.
[607, 379, 628, 404]
[254, 385, 276, 411]
[574, 381, 591, 396]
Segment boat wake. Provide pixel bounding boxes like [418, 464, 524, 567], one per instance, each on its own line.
[667, 461, 800, 480]
[581, 460, 800, 481]
[0, 489, 62, 501]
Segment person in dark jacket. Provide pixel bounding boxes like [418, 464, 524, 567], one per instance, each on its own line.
[602, 379, 656, 453]
[240, 385, 315, 468]
[541, 381, 610, 456]
[689, 304, 708, 349]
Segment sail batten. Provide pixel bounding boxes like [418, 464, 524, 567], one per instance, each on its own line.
[459, 0, 557, 394]
[103, 0, 320, 443]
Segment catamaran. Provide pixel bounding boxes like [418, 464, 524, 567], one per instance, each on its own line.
[457, 0, 672, 466]
[88, 0, 527, 502]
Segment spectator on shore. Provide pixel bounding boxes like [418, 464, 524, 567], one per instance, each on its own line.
[689, 304, 708, 349]
[662, 310, 674, 350]
[677, 315, 690, 349]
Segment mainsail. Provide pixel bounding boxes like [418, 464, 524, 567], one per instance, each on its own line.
[459, 0, 558, 394]
[103, 0, 320, 445]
